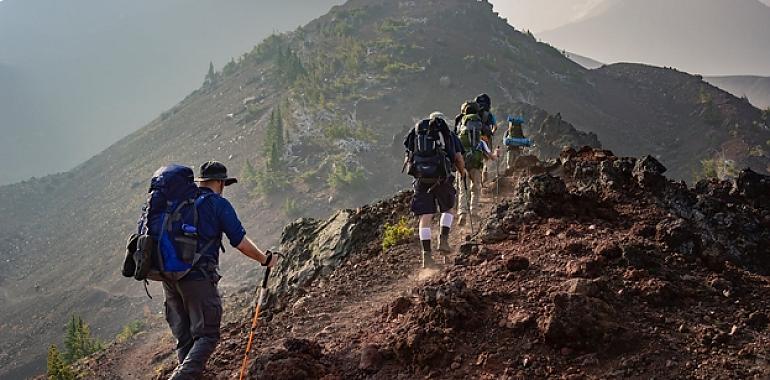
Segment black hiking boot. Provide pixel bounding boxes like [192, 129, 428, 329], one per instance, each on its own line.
[438, 235, 451, 253]
[422, 249, 439, 269]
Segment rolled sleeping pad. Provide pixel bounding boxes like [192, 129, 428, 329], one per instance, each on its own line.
[504, 137, 533, 147]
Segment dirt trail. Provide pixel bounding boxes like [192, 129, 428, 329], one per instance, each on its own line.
[75, 326, 174, 379]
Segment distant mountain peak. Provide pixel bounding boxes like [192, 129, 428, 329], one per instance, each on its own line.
[541, 0, 770, 76]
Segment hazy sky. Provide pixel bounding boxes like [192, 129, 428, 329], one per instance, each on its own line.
[0, 0, 341, 185]
[492, 0, 604, 32]
[492, 0, 770, 33]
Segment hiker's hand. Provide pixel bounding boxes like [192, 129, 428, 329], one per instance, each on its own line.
[262, 251, 279, 268]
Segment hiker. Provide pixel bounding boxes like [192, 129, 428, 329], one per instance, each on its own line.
[457, 104, 500, 227]
[161, 161, 278, 380]
[504, 116, 527, 172]
[475, 93, 499, 185]
[404, 112, 465, 268]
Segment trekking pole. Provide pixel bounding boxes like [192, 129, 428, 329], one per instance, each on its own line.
[463, 175, 474, 236]
[239, 252, 280, 380]
[495, 146, 501, 201]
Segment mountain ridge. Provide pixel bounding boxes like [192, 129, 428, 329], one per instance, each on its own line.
[2, 0, 770, 377]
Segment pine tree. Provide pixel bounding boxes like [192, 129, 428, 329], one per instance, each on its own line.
[63, 316, 80, 363]
[63, 315, 103, 364]
[241, 160, 257, 187]
[274, 105, 285, 156]
[204, 61, 216, 86]
[47, 345, 75, 380]
[263, 107, 285, 171]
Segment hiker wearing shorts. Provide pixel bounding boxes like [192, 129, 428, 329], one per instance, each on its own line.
[404, 112, 465, 268]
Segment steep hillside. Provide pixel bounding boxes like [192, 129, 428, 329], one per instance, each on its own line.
[540, 0, 770, 76]
[78, 148, 770, 379]
[2, 0, 770, 377]
[706, 76, 770, 109]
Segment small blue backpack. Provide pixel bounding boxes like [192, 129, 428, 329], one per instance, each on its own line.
[123, 165, 217, 288]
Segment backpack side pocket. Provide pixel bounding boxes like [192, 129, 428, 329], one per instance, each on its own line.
[122, 234, 139, 278]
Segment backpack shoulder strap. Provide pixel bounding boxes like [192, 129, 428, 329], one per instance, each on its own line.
[192, 192, 217, 229]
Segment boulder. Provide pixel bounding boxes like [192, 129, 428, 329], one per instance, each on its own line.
[504, 255, 530, 272]
[633, 155, 667, 190]
[359, 344, 383, 371]
[540, 292, 622, 350]
[655, 218, 701, 255]
[565, 257, 603, 278]
[733, 169, 770, 210]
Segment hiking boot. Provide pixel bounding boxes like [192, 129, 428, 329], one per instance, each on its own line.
[438, 235, 451, 253]
[422, 250, 439, 269]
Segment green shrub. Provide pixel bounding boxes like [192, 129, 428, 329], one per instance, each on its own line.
[383, 62, 422, 76]
[328, 163, 366, 192]
[379, 18, 409, 33]
[247, 34, 287, 63]
[253, 167, 289, 196]
[750, 145, 766, 157]
[222, 57, 238, 76]
[115, 320, 144, 344]
[322, 123, 353, 140]
[700, 159, 718, 179]
[282, 198, 301, 218]
[699, 157, 738, 180]
[382, 218, 414, 252]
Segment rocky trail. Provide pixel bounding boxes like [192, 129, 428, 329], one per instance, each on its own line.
[77, 147, 770, 379]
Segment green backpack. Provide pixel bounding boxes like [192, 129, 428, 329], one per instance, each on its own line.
[458, 114, 485, 170]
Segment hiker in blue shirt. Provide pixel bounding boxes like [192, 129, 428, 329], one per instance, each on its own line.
[164, 161, 277, 380]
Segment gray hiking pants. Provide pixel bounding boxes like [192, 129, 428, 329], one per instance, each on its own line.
[163, 278, 222, 380]
[458, 168, 482, 216]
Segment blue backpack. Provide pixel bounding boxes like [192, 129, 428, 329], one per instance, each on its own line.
[123, 165, 217, 287]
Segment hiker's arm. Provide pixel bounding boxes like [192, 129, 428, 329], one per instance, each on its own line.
[454, 152, 466, 177]
[236, 237, 277, 267]
[217, 199, 276, 267]
[483, 142, 500, 161]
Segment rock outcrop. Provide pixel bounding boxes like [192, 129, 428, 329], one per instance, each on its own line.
[482, 147, 770, 275]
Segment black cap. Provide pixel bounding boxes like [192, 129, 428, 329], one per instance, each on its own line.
[194, 161, 238, 186]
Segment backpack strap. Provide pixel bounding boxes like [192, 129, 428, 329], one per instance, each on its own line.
[191, 192, 222, 279]
[192, 192, 216, 230]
